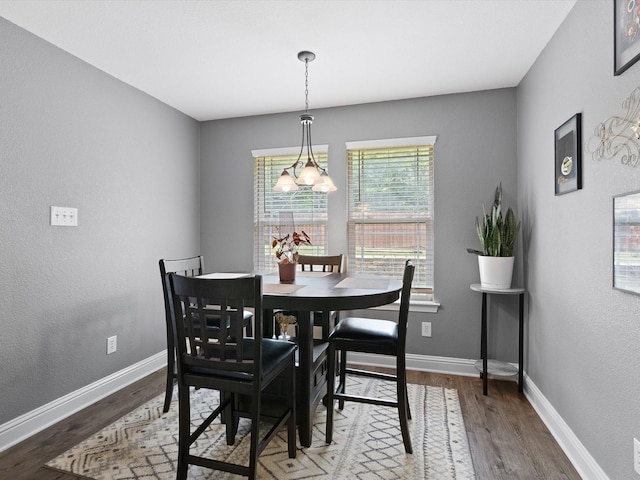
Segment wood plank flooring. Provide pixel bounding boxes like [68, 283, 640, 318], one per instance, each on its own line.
[0, 368, 581, 479]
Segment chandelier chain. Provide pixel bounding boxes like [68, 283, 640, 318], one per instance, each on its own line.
[304, 59, 309, 113]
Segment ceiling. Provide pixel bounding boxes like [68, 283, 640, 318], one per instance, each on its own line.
[0, 0, 577, 121]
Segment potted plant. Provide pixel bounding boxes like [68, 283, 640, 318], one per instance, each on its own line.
[272, 230, 312, 283]
[473, 183, 520, 289]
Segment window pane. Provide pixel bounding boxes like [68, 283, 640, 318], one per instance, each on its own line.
[254, 153, 328, 270]
[347, 143, 434, 293]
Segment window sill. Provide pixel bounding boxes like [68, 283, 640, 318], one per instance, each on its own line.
[371, 299, 440, 313]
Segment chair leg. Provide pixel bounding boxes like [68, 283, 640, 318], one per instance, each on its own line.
[163, 350, 174, 413]
[325, 344, 336, 444]
[397, 359, 413, 454]
[177, 385, 190, 480]
[338, 350, 347, 410]
[288, 365, 297, 458]
[163, 327, 176, 413]
[222, 392, 239, 445]
[248, 390, 262, 480]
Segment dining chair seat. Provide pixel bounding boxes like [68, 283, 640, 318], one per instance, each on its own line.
[327, 317, 398, 355]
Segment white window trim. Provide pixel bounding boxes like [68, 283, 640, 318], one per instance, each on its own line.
[365, 300, 440, 314]
[251, 144, 329, 158]
[345, 135, 437, 150]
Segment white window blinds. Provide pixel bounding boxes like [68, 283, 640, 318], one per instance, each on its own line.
[253, 152, 328, 271]
[347, 141, 434, 298]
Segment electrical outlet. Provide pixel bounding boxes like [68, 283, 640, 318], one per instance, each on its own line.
[50, 206, 78, 226]
[634, 437, 640, 475]
[421, 322, 432, 337]
[107, 335, 117, 355]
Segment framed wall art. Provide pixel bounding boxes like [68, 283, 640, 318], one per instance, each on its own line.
[554, 113, 582, 195]
[614, 0, 640, 75]
[613, 190, 640, 295]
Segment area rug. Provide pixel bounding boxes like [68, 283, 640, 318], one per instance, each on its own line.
[46, 377, 475, 479]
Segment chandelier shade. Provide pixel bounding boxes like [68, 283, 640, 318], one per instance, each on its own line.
[273, 170, 299, 192]
[273, 51, 336, 193]
[312, 171, 337, 192]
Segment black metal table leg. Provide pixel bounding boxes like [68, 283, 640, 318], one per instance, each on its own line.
[518, 292, 524, 393]
[481, 292, 488, 396]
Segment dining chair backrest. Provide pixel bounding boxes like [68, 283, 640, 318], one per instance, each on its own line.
[297, 254, 343, 272]
[169, 274, 263, 381]
[397, 259, 415, 351]
[158, 256, 204, 413]
[159, 256, 204, 327]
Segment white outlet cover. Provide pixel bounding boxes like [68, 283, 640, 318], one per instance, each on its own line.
[634, 437, 640, 475]
[106, 335, 117, 354]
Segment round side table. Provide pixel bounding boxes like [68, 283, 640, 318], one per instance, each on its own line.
[470, 283, 525, 396]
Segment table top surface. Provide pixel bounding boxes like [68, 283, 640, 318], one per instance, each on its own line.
[201, 271, 402, 311]
[470, 283, 525, 294]
[260, 271, 402, 311]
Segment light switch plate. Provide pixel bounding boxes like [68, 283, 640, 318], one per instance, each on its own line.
[50, 206, 78, 226]
[421, 322, 432, 337]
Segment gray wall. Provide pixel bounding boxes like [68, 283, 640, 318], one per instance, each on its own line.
[0, 18, 200, 423]
[6, 3, 635, 478]
[200, 89, 520, 361]
[518, 1, 640, 479]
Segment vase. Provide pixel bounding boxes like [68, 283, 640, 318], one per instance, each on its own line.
[478, 256, 514, 289]
[278, 261, 296, 283]
[278, 319, 291, 341]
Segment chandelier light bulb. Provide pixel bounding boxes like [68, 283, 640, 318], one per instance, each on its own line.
[297, 160, 321, 185]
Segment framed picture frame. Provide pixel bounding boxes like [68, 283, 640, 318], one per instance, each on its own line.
[613, 190, 640, 295]
[614, 0, 640, 75]
[554, 113, 582, 195]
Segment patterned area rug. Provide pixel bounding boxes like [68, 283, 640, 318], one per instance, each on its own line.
[46, 377, 475, 479]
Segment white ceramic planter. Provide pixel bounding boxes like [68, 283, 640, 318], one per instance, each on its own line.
[478, 256, 514, 289]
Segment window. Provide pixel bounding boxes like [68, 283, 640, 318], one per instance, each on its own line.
[253, 149, 329, 270]
[346, 137, 435, 300]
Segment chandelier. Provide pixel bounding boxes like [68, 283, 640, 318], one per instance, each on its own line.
[273, 51, 337, 193]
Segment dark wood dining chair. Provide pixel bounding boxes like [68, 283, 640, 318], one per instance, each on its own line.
[325, 260, 415, 454]
[297, 254, 343, 339]
[159, 256, 253, 413]
[169, 273, 297, 480]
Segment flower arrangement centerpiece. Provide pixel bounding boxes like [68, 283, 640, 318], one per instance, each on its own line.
[272, 230, 311, 264]
[272, 230, 311, 282]
[274, 312, 297, 341]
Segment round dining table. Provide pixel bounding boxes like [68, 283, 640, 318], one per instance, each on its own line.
[258, 270, 402, 447]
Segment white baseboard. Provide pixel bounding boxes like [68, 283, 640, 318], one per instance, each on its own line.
[0, 351, 166, 453]
[0, 350, 608, 480]
[348, 351, 480, 377]
[524, 373, 609, 480]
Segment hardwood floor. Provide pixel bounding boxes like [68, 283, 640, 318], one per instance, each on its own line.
[405, 370, 581, 479]
[0, 368, 581, 480]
